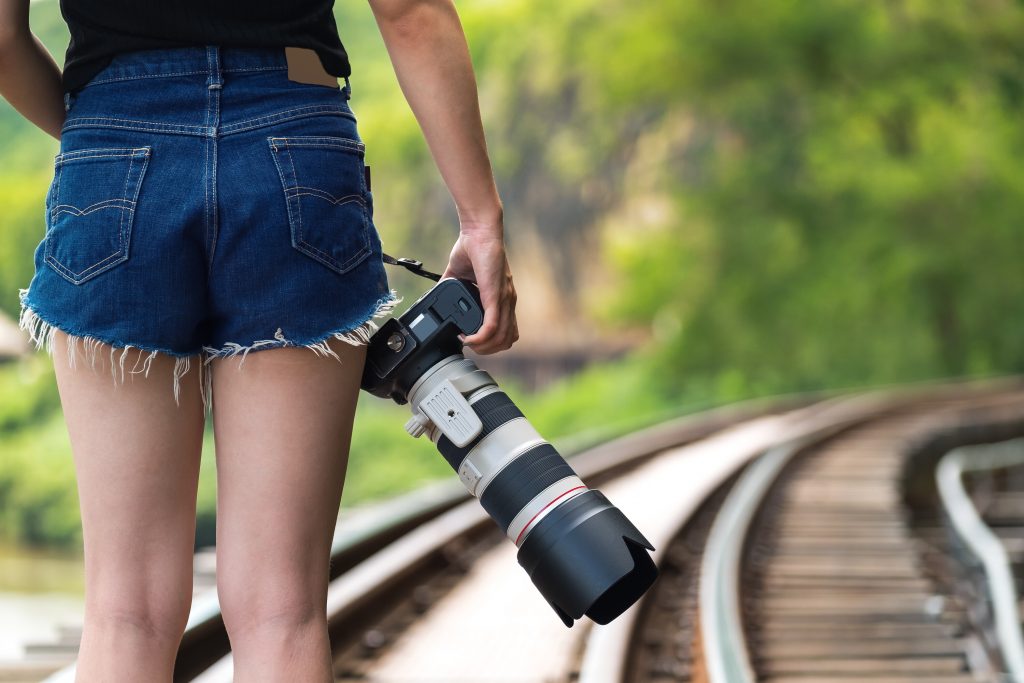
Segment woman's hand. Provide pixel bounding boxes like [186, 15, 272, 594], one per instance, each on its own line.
[440, 220, 518, 354]
[369, 0, 519, 353]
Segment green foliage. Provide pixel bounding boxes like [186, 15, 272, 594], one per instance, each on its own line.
[585, 0, 1024, 396]
[0, 173, 49, 322]
[0, 411, 81, 548]
[341, 398, 453, 505]
[0, 354, 61, 434]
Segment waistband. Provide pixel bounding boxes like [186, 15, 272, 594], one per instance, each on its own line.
[96, 44, 350, 89]
[107, 44, 287, 75]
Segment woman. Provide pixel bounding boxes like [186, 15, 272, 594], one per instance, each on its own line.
[0, 0, 517, 680]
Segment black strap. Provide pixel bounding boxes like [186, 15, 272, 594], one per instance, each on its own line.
[382, 253, 442, 282]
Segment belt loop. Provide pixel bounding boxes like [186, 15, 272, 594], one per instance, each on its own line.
[343, 77, 352, 100]
[206, 45, 223, 89]
[63, 91, 71, 113]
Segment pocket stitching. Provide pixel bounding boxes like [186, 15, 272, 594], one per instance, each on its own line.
[268, 136, 364, 153]
[267, 136, 372, 275]
[44, 147, 151, 285]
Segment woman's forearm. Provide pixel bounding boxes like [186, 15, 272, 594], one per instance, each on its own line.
[0, 30, 65, 141]
[369, 0, 502, 232]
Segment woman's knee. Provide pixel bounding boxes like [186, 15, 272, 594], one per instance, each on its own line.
[217, 543, 330, 633]
[217, 574, 327, 640]
[85, 576, 193, 642]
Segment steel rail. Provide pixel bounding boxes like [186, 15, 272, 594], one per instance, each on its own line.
[696, 391, 923, 683]
[696, 385, 1024, 683]
[936, 438, 1024, 683]
[576, 390, 915, 683]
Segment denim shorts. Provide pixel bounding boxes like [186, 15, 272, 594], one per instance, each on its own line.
[17, 45, 401, 412]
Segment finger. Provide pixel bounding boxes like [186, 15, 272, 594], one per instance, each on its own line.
[508, 310, 520, 347]
[497, 283, 517, 350]
[465, 298, 506, 353]
[507, 289, 519, 348]
[471, 299, 513, 355]
[501, 309, 517, 350]
[464, 319, 498, 350]
[471, 276, 514, 352]
[462, 290, 499, 348]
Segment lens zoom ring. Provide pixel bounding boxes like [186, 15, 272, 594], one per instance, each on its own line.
[437, 391, 524, 471]
[479, 444, 575, 532]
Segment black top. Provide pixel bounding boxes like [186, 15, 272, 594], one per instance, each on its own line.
[58, 0, 351, 95]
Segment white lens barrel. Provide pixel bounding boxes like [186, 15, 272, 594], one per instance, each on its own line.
[456, 417, 548, 496]
[411, 355, 590, 547]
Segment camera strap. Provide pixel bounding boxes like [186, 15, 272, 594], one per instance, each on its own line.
[382, 253, 442, 282]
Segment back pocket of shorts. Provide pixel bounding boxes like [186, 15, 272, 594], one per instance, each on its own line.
[267, 135, 372, 275]
[44, 146, 151, 285]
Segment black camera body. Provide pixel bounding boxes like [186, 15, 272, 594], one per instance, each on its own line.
[362, 278, 484, 404]
[361, 277, 658, 626]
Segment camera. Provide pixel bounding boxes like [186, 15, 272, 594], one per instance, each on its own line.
[361, 275, 658, 626]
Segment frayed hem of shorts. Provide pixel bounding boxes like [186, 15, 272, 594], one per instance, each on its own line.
[17, 288, 209, 412]
[200, 288, 403, 370]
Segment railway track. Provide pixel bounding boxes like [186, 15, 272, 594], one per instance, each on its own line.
[957, 439, 1024, 678]
[685, 388, 1024, 683]
[24, 380, 1024, 683]
[906, 430, 1024, 681]
[733, 413, 976, 682]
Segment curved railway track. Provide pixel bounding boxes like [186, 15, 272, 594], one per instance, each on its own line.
[26, 379, 1024, 683]
[936, 438, 1024, 680]
[619, 385, 1024, 683]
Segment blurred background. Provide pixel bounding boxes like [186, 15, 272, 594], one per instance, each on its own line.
[2, 0, 1023, 671]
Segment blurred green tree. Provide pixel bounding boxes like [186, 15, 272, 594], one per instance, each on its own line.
[554, 0, 1024, 398]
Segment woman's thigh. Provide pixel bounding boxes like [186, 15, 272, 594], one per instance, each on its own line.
[209, 337, 366, 630]
[51, 329, 206, 631]
[202, 52, 400, 631]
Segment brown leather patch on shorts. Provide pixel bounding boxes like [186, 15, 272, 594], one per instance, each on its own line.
[284, 46, 340, 88]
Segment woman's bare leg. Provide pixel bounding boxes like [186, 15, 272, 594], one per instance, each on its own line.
[210, 338, 366, 683]
[50, 329, 206, 682]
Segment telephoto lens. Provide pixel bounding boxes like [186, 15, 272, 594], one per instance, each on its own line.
[361, 276, 658, 626]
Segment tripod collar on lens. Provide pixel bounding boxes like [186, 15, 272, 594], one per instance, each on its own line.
[405, 375, 483, 446]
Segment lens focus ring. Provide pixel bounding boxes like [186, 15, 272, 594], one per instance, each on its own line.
[479, 443, 576, 533]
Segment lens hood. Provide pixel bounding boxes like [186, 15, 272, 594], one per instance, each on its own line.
[516, 490, 658, 626]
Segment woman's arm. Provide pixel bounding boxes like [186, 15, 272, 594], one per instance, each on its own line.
[0, 0, 66, 141]
[367, 0, 518, 354]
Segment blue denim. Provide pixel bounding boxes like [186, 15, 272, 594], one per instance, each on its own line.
[18, 45, 401, 412]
